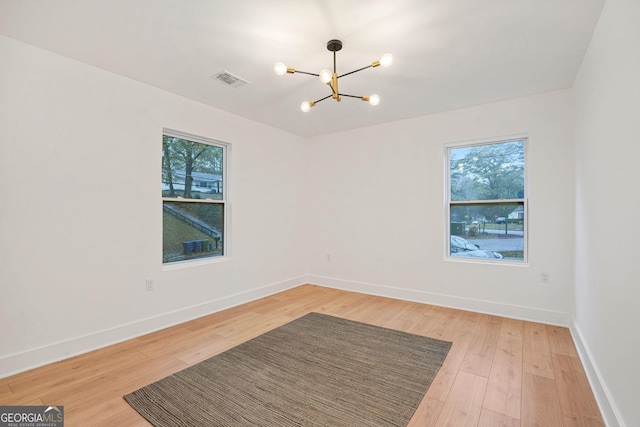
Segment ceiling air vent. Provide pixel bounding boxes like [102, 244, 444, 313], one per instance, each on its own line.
[211, 71, 250, 88]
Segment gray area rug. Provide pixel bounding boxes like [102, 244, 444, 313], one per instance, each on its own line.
[124, 312, 451, 427]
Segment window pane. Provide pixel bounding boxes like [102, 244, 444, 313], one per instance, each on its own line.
[450, 140, 525, 201]
[450, 202, 524, 261]
[163, 201, 224, 263]
[162, 136, 224, 200]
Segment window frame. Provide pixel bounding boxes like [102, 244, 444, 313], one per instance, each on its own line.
[445, 135, 528, 264]
[162, 128, 230, 266]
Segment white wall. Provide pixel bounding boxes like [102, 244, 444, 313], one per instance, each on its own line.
[573, 0, 640, 425]
[0, 35, 308, 376]
[306, 89, 575, 324]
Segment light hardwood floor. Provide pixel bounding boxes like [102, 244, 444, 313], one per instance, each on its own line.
[0, 285, 604, 426]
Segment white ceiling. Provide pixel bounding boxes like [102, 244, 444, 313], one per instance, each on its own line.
[0, 0, 605, 138]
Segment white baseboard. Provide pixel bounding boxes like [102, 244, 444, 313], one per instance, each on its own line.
[570, 322, 625, 427]
[305, 275, 571, 326]
[0, 275, 305, 379]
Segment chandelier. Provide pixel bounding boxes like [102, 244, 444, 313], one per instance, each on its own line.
[274, 39, 393, 112]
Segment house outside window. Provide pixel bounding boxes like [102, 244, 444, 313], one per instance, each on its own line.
[162, 129, 228, 264]
[447, 137, 527, 262]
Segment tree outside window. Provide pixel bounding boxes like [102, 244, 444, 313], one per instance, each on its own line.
[162, 131, 227, 264]
[448, 139, 526, 262]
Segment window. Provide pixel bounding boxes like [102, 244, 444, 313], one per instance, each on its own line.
[162, 129, 228, 264]
[447, 138, 526, 262]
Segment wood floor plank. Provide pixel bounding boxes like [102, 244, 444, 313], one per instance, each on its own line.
[552, 353, 603, 424]
[275, 287, 350, 318]
[91, 409, 151, 427]
[180, 308, 242, 332]
[176, 334, 236, 365]
[0, 383, 12, 399]
[407, 395, 444, 427]
[0, 395, 43, 406]
[383, 300, 434, 332]
[107, 357, 190, 397]
[478, 409, 520, 427]
[455, 310, 482, 335]
[405, 313, 439, 337]
[434, 371, 487, 427]
[547, 325, 579, 357]
[521, 372, 563, 427]
[38, 356, 188, 410]
[138, 329, 226, 360]
[66, 396, 135, 427]
[523, 322, 554, 379]
[425, 307, 465, 341]
[345, 295, 404, 327]
[388, 300, 444, 337]
[369, 299, 422, 331]
[0, 285, 604, 426]
[133, 325, 193, 347]
[483, 336, 523, 419]
[500, 317, 524, 341]
[206, 311, 266, 337]
[424, 329, 474, 402]
[417, 302, 447, 318]
[6, 341, 146, 395]
[460, 314, 501, 377]
[8, 349, 149, 397]
[562, 414, 606, 427]
[319, 290, 372, 318]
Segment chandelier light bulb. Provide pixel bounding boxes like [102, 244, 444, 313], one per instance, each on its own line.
[301, 101, 312, 112]
[274, 62, 287, 75]
[319, 69, 332, 84]
[380, 54, 393, 68]
[368, 94, 380, 106]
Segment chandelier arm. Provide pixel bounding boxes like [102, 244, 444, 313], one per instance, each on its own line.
[313, 94, 333, 104]
[338, 64, 373, 79]
[338, 93, 365, 99]
[295, 70, 321, 77]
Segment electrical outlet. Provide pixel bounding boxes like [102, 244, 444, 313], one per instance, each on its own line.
[540, 272, 550, 283]
[146, 278, 155, 291]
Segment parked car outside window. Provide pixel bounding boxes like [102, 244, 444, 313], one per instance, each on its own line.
[450, 236, 503, 259]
